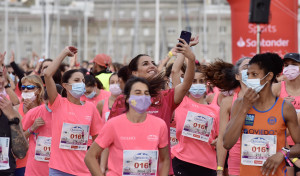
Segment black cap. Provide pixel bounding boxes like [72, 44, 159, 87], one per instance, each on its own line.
[283, 53, 300, 63]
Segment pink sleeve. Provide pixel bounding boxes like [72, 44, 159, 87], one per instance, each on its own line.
[22, 108, 38, 131]
[95, 121, 115, 149]
[48, 94, 62, 111]
[90, 105, 104, 136]
[159, 120, 169, 148]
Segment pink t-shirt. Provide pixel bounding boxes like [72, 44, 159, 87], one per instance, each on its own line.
[280, 81, 300, 146]
[228, 92, 241, 175]
[171, 96, 219, 170]
[95, 113, 169, 176]
[210, 88, 220, 106]
[108, 89, 178, 174]
[81, 89, 111, 106]
[48, 94, 103, 175]
[22, 104, 52, 176]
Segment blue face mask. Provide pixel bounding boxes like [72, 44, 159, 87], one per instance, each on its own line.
[45, 104, 52, 112]
[180, 77, 184, 83]
[244, 72, 269, 93]
[241, 69, 248, 84]
[168, 78, 173, 88]
[189, 84, 207, 98]
[85, 90, 96, 99]
[9, 73, 15, 82]
[68, 82, 86, 99]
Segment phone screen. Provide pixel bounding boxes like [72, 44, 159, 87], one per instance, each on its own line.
[179, 31, 192, 45]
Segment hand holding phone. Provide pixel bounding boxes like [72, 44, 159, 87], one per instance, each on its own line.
[178, 31, 192, 46]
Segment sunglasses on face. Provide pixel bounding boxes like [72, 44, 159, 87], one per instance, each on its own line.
[21, 85, 37, 90]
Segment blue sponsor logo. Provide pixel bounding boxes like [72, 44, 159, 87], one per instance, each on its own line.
[243, 129, 277, 135]
[267, 116, 277, 125]
[245, 114, 255, 126]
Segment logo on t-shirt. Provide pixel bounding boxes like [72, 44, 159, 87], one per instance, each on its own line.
[120, 136, 136, 141]
[147, 135, 158, 142]
[267, 116, 277, 125]
[245, 114, 255, 126]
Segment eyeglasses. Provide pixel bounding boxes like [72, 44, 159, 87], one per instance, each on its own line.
[21, 85, 37, 90]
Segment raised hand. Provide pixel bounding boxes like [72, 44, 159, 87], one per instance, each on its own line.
[63, 46, 78, 57]
[10, 51, 15, 63]
[0, 51, 6, 66]
[189, 35, 199, 47]
[175, 38, 195, 61]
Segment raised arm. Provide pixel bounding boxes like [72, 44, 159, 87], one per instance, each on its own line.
[44, 46, 77, 105]
[0, 94, 28, 159]
[223, 88, 258, 149]
[157, 48, 176, 72]
[173, 38, 195, 104]
[171, 53, 185, 88]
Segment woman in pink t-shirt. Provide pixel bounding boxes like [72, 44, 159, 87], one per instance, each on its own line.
[85, 77, 170, 176]
[205, 57, 250, 176]
[97, 73, 121, 123]
[272, 53, 300, 176]
[172, 69, 220, 176]
[15, 75, 45, 176]
[44, 46, 103, 176]
[81, 74, 111, 106]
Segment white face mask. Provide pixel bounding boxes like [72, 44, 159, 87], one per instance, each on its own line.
[22, 91, 36, 100]
[244, 72, 270, 93]
[241, 69, 248, 84]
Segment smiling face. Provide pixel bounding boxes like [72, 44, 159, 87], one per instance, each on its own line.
[132, 56, 158, 78]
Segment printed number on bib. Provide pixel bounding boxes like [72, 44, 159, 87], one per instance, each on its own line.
[59, 123, 90, 151]
[170, 127, 178, 147]
[35, 136, 51, 162]
[241, 134, 277, 166]
[182, 111, 214, 142]
[0, 137, 10, 170]
[123, 150, 158, 176]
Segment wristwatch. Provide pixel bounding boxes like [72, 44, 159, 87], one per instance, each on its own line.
[8, 117, 20, 125]
[282, 147, 291, 157]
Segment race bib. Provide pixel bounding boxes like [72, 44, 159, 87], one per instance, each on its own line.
[170, 127, 178, 147]
[0, 137, 10, 170]
[241, 134, 277, 166]
[182, 111, 214, 142]
[123, 150, 158, 176]
[59, 123, 89, 151]
[35, 136, 51, 162]
[105, 112, 110, 122]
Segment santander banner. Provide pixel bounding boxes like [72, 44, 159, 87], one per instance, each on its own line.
[228, 0, 298, 63]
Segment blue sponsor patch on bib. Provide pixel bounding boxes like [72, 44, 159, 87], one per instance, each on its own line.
[245, 114, 255, 126]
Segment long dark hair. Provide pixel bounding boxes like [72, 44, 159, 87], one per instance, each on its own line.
[84, 74, 103, 89]
[124, 77, 150, 111]
[204, 57, 250, 91]
[61, 69, 83, 97]
[127, 54, 165, 97]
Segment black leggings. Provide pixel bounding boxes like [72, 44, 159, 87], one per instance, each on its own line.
[172, 157, 216, 176]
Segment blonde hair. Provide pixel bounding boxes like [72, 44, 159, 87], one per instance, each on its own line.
[21, 75, 44, 105]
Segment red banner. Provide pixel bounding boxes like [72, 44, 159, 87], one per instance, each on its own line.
[228, 0, 298, 63]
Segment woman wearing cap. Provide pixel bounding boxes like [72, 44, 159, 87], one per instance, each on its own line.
[224, 53, 300, 176]
[92, 54, 113, 91]
[272, 53, 300, 175]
